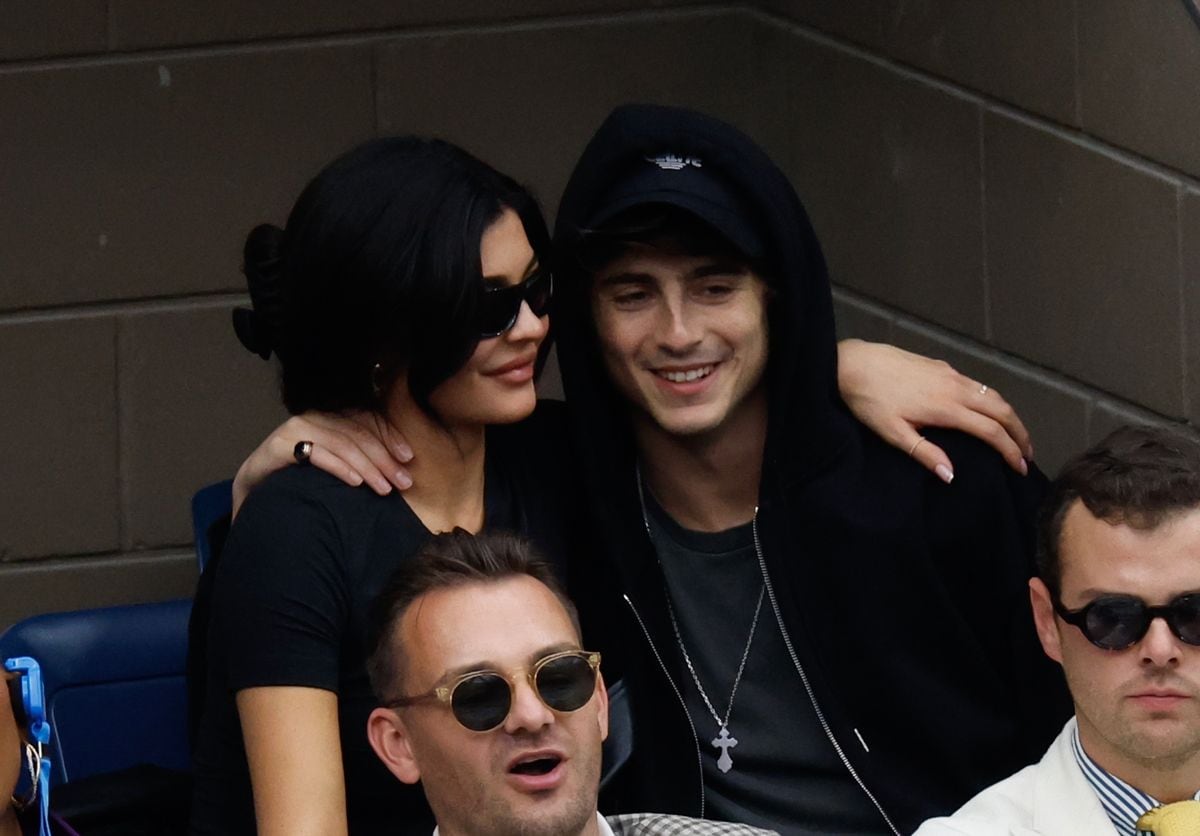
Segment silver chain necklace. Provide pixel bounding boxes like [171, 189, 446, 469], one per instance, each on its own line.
[636, 468, 764, 774]
[664, 580, 764, 774]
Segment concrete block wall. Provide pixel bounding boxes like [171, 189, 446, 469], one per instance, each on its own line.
[1, 1, 1197, 625]
[759, 0, 1200, 474]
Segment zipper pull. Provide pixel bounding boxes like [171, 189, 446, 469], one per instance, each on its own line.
[853, 727, 870, 753]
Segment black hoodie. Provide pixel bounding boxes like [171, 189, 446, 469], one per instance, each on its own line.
[553, 104, 1070, 834]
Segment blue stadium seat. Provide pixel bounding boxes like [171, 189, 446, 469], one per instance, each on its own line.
[0, 599, 192, 786]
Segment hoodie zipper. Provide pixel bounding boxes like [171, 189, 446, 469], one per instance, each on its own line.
[633, 470, 896, 832]
[622, 592, 706, 819]
[751, 513, 901, 836]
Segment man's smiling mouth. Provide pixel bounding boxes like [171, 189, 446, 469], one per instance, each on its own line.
[655, 364, 715, 383]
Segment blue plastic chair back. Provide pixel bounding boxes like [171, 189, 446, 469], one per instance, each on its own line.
[0, 599, 192, 786]
[192, 479, 233, 572]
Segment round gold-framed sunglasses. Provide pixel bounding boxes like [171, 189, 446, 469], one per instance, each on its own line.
[386, 649, 600, 732]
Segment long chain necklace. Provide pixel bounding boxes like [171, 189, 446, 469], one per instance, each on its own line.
[637, 468, 764, 774]
[664, 581, 764, 774]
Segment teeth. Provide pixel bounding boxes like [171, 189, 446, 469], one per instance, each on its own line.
[659, 365, 714, 383]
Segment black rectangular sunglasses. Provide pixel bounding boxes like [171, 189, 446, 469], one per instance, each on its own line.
[476, 270, 553, 338]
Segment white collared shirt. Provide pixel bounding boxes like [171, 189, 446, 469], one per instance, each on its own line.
[1071, 724, 1200, 836]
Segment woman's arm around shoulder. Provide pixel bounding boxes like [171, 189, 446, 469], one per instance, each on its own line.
[837, 339, 1034, 482]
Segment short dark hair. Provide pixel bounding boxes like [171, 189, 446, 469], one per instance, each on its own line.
[365, 530, 576, 703]
[1037, 425, 1200, 595]
[570, 203, 770, 281]
[237, 136, 550, 417]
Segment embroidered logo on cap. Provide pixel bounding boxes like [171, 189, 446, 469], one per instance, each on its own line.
[647, 153, 703, 171]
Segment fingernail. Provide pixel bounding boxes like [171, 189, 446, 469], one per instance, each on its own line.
[1027, 445, 1035, 461]
[1019, 457, 1028, 476]
[935, 464, 954, 484]
[348, 472, 364, 486]
[395, 444, 413, 463]
[395, 473, 413, 490]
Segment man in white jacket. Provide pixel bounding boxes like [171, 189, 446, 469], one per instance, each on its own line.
[916, 425, 1200, 836]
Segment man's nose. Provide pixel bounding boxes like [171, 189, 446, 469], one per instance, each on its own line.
[1140, 616, 1183, 668]
[656, 296, 701, 354]
[502, 678, 554, 735]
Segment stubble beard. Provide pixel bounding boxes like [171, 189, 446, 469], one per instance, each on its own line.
[1109, 717, 1200, 773]
[450, 756, 600, 836]
[477, 792, 596, 836]
[1074, 671, 1200, 774]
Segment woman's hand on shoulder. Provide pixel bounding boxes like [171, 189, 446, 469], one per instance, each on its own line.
[836, 339, 1033, 482]
[232, 411, 414, 517]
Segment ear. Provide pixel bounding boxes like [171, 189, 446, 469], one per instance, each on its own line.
[595, 673, 609, 743]
[1030, 578, 1064, 665]
[366, 707, 421, 785]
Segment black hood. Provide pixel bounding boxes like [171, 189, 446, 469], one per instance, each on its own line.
[550, 106, 1069, 830]
[553, 104, 857, 501]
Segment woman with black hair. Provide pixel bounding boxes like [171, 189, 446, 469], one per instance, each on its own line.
[190, 137, 570, 836]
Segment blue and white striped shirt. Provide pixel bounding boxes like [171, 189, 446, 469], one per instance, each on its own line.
[1071, 723, 1200, 835]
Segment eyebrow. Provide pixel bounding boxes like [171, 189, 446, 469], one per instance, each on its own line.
[1071, 587, 1200, 602]
[440, 641, 581, 681]
[482, 255, 539, 289]
[595, 272, 650, 289]
[596, 261, 750, 288]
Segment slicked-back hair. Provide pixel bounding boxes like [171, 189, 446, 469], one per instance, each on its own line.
[1037, 425, 1200, 595]
[365, 530, 577, 703]
[242, 136, 550, 419]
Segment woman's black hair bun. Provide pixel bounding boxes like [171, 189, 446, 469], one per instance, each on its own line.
[234, 223, 286, 360]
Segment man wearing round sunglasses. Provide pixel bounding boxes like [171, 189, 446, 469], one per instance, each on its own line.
[917, 425, 1200, 836]
[364, 529, 775, 836]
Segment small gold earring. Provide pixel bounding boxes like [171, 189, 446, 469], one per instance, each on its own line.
[371, 363, 384, 398]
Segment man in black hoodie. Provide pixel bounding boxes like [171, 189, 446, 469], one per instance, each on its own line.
[552, 104, 1070, 835]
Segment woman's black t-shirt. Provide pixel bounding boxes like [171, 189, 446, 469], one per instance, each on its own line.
[189, 404, 573, 835]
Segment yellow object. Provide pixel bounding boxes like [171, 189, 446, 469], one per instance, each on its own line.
[1138, 801, 1200, 835]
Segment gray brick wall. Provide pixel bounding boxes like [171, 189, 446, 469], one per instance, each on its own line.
[2, 1, 1197, 626]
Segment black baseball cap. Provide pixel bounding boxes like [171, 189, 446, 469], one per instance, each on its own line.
[583, 153, 766, 261]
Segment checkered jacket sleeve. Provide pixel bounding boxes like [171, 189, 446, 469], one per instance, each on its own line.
[605, 813, 779, 836]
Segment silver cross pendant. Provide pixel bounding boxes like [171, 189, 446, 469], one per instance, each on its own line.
[712, 726, 738, 773]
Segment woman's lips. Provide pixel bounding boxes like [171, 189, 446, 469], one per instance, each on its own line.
[487, 355, 537, 383]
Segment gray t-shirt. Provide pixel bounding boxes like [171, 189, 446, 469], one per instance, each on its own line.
[646, 494, 889, 836]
